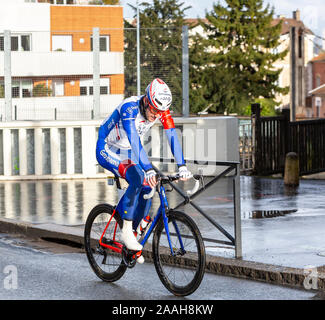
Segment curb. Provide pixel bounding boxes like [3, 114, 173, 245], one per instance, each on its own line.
[0, 217, 324, 291]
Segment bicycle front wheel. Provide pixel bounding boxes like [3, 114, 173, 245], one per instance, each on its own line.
[152, 210, 206, 296]
[84, 204, 127, 282]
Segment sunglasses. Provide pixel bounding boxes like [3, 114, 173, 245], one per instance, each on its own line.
[148, 103, 161, 115]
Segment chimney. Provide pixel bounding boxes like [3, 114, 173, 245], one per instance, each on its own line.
[293, 10, 300, 21]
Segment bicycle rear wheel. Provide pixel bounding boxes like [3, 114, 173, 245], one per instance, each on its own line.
[152, 210, 206, 296]
[84, 204, 127, 282]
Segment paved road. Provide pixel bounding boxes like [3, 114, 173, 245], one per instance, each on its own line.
[0, 234, 322, 301]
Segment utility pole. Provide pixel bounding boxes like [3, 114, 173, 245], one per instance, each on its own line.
[93, 27, 100, 119]
[182, 25, 189, 117]
[4, 30, 12, 122]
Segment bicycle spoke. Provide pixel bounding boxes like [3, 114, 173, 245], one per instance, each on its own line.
[84, 205, 127, 282]
[153, 211, 205, 296]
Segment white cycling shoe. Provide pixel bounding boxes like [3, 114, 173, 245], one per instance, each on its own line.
[121, 220, 143, 251]
[136, 254, 145, 264]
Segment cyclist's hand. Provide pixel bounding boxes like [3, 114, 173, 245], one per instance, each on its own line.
[145, 169, 157, 188]
[178, 166, 192, 181]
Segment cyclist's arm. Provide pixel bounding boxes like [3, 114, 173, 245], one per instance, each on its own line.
[98, 109, 120, 140]
[121, 103, 153, 172]
[160, 110, 185, 167]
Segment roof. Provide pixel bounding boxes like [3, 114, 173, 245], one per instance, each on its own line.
[309, 83, 325, 96]
[271, 18, 313, 35]
[311, 52, 325, 62]
[185, 17, 314, 35]
[185, 18, 209, 27]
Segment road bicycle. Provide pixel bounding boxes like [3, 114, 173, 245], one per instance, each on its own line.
[84, 171, 206, 296]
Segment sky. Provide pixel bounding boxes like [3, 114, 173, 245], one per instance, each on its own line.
[120, 0, 325, 40]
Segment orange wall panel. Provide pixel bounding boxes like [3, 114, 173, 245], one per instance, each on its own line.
[64, 78, 80, 96]
[109, 74, 124, 95]
[50, 6, 124, 52]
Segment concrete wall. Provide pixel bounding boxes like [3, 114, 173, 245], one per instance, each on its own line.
[0, 117, 239, 180]
[0, 3, 50, 33]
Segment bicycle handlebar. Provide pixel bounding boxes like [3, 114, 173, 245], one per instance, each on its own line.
[143, 187, 156, 199]
[143, 173, 202, 200]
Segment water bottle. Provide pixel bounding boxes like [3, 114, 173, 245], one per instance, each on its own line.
[136, 215, 152, 236]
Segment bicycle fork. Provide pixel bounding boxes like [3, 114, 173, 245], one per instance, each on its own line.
[159, 186, 185, 256]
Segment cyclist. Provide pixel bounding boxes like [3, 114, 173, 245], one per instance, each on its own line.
[96, 78, 192, 263]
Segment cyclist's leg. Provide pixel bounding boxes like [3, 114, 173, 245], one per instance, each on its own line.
[96, 140, 145, 252]
[133, 186, 152, 232]
[97, 141, 143, 248]
[116, 161, 145, 251]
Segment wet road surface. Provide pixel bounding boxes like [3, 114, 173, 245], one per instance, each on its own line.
[0, 176, 324, 269]
[0, 233, 321, 300]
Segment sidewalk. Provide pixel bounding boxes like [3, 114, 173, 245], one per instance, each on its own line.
[0, 176, 324, 291]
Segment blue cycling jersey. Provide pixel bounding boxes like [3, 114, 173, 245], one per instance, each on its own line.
[98, 95, 185, 173]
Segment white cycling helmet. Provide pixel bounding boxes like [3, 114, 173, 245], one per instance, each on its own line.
[145, 78, 172, 112]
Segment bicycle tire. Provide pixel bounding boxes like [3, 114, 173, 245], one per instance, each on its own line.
[84, 203, 127, 282]
[152, 210, 206, 296]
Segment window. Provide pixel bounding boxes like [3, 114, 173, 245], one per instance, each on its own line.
[79, 78, 110, 96]
[91, 36, 110, 52]
[44, 0, 75, 4]
[298, 66, 303, 106]
[21, 35, 31, 51]
[21, 80, 33, 97]
[100, 86, 108, 95]
[80, 87, 87, 96]
[2, 80, 33, 98]
[11, 37, 19, 51]
[0, 81, 4, 98]
[316, 75, 321, 88]
[0, 35, 31, 51]
[298, 34, 303, 58]
[12, 81, 20, 98]
[52, 35, 72, 51]
[52, 80, 64, 96]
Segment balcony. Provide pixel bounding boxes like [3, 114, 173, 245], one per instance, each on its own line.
[0, 51, 124, 77]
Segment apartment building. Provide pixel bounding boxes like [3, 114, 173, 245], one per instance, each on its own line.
[272, 10, 316, 118]
[307, 52, 325, 118]
[0, 0, 124, 120]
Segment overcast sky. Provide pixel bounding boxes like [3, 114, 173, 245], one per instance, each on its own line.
[121, 0, 325, 39]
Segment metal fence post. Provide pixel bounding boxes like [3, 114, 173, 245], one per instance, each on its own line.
[234, 163, 242, 258]
[4, 30, 12, 122]
[182, 25, 189, 117]
[251, 103, 261, 174]
[93, 27, 100, 119]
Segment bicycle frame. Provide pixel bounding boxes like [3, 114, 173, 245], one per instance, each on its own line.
[99, 183, 184, 256]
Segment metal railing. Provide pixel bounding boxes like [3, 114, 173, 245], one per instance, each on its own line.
[150, 157, 242, 259]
